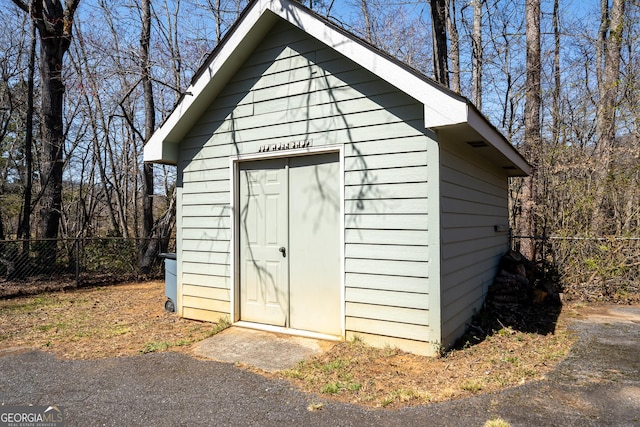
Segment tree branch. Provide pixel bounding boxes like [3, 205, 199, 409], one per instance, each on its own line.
[10, 0, 29, 14]
[64, 0, 82, 38]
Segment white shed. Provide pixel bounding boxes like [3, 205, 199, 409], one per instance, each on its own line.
[144, 0, 530, 355]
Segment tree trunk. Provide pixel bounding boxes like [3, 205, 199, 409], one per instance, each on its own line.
[139, 0, 157, 272]
[521, 0, 541, 259]
[360, 0, 374, 43]
[446, 0, 460, 92]
[11, 0, 81, 265]
[471, 0, 482, 109]
[592, 0, 625, 235]
[429, 0, 449, 86]
[552, 0, 561, 146]
[17, 13, 36, 253]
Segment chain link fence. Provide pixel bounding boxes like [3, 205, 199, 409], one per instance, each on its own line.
[511, 235, 640, 303]
[0, 237, 175, 298]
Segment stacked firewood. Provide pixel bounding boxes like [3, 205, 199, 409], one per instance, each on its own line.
[488, 250, 555, 305]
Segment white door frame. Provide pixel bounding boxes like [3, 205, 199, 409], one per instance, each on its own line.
[229, 144, 345, 340]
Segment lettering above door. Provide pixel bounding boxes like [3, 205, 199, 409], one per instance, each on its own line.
[258, 139, 313, 153]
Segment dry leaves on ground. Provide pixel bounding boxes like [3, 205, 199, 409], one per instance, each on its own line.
[0, 281, 577, 409]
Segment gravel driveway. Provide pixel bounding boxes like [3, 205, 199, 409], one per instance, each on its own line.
[1, 306, 639, 427]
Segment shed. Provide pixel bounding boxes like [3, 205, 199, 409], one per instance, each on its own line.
[144, 0, 530, 355]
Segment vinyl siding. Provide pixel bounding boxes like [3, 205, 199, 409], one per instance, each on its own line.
[176, 20, 439, 348]
[439, 142, 510, 348]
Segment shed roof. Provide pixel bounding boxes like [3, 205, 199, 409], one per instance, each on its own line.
[144, 0, 530, 176]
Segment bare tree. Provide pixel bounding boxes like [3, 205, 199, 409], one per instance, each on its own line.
[551, 0, 561, 147]
[138, 0, 156, 271]
[359, 0, 374, 43]
[11, 0, 81, 264]
[520, 0, 541, 258]
[471, 0, 482, 109]
[592, 0, 626, 234]
[16, 12, 36, 252]
[446, 0, 460, 93]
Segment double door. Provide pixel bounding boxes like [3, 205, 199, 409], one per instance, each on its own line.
[238, 152, 341, 335]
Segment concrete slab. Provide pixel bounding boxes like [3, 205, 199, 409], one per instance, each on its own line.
[192, 327, 334, 372]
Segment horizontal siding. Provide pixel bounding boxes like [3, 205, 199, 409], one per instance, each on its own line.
[182, 250, 230, 265]
[439, 142, 510, 348]
[346, 258, 429, 278]
[180, 205, 230, 218]
[182, 307, 229, 323]
[177, 20, 439, 346]
[185, 102, 423, 146]
[345, 229, 429, 246]
[345, 151, 427, 170]
[182, 216, 231, 229]
[345, 273, 429, 293]
[181, 228, 230, 241]
[345, 198, 429, 215]
[442, 248, 498, 296]
[441, 225, 502, 244]
[346, 287, 429, 310]
[442, 235, 506, 261]
[182, 296, 230, 313]
[345, 166, 428, 185]
[345, 182, 429, 200]
[181, 193, 229, 206]
[182, 273, 229, 287]
[182, 239, 230, 253]
[182, 284, 229, 300]
[346, 244, 429, 262]
[182, 261, 230, 277]
[346, 302, 429, 325]
[345, 214, 428, 230]
[346, 317, 430, 342]
[345, 331, 437, 356]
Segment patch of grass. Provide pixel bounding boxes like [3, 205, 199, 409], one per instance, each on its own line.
[503, 356, 519, 365]
[1, 295, 54, 313]
[207, 317, 231, 337]
[321, 382, 341, 394]
[379, 396, 394, 407]
[320, 358, 347, 372]
[380, 389, 430, 407]
[140, 338, 193, 354]
[461, 380, 483, 393]
[141, 341, 170, 354]
[321, 380, 361, 394]
[484, 417, 511, 427]
[106, 325, 132, 337]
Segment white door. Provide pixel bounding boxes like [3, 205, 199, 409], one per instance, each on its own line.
[239, 158, 289, 326]
[238, 153, 341, 335]
[288, 153, 341, 335]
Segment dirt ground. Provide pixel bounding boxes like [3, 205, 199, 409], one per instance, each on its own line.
[0, 281, 581, 408]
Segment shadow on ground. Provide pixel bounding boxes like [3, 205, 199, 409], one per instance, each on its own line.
[453, 301, 563, 351]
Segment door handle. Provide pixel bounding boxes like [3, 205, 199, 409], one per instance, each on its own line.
[279, 247, 286, 257]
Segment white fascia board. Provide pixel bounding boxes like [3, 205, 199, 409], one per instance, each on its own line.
[268, 0, 469, 128]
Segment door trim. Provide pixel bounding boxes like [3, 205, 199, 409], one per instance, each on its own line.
[229, 144, 345, 338]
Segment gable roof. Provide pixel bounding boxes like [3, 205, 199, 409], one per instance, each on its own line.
[144, 0, 530, 176]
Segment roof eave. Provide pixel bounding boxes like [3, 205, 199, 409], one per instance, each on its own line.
[144, 0, 530, 177]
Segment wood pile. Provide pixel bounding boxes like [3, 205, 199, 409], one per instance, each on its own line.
[488, 250, 560, 306]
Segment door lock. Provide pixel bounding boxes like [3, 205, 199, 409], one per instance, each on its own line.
[279, 247, 286, 257]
